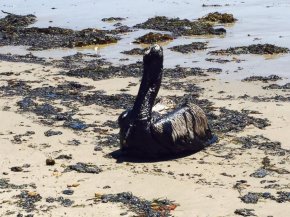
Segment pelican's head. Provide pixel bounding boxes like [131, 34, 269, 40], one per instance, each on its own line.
[143, 44, 164, 81]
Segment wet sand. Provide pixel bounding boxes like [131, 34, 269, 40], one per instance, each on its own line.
[1, 0, 290, 217]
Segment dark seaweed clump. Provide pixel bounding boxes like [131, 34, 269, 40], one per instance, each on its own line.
[98, 192, 177, 217]
[242, 75, 282, 83]
[101, 17, 125, 22]
[168, 42, 208, 53]
[0, 179, 36, 190]
[198, 12, 237, 23]
[133, 32, 174, 44]
[44, 129, 62, 137]
[241, 191, 290, 204]
[46, 196, 74, 207]
[65, 62, 142, 80]
[16, 191, 42, 212]
[0, 12, 121, 50]
[234, 209, 256, 216]
[121, 48, 145, 55]
[233, 135, 289, 156]
[0, 11, 36, 27]
[209, 108, 270, 134]
[209, 44, 290, 55]
[250, 168, 269, 178]
[64, 162, 102, 174]
[64, 63, 207, 81]
[0, 53, 46, 65]
[134, 16, 226, 36]
[263, 83, 290, 90]
[163, 82, 204, 93]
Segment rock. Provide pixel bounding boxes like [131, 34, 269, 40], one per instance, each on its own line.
[11, 166, 23, 172]
[46, 159, 55, 166]
[62, 189, 74, 195]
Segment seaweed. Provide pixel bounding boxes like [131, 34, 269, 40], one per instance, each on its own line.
[198, 12, 237, 23]
[234, 209, 256, 216]
[0, 179, 36, 190]
[242, 75, 282, 83]
[168, 42, 208, 53]
[16, 191, 42, 212]
[233, 135, 289, 156]
[46, 196, 74, 207]
[64, 162, 102, 174]
[0, 12, 121, 50]
[101, 17, 125, 22]
[263, 83, 290, 90]
[134, 16, 226, 36]
[96, 192, 177, 217]
[209, 44, 290, 55]
[133, 32, 174, 44]
[121, 48, 145, 55]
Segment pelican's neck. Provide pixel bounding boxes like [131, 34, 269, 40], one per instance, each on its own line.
[132, 64, 162, 122]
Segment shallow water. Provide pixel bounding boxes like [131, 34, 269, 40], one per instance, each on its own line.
[1, 0, 290, 81]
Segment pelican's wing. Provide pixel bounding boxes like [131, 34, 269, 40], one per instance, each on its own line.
[151, 103, 212, 152]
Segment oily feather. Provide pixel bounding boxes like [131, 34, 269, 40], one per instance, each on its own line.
[151, 103, 211, 151]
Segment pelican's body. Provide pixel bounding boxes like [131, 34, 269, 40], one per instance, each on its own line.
[118, 45, 215, 158]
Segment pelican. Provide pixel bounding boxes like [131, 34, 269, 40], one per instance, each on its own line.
[118, 44, 215, 158]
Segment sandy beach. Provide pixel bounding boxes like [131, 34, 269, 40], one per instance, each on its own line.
[1, 0, 290, 216]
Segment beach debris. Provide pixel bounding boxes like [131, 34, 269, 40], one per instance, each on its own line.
[67, 183, 80, 188]
[95, 192, 178, 216]
[64, 162, 102, 174]
[234, 208, 256, 216]
[242, 75, 282, 83]
[209, 44, 289, 55]
[134, 16, 226, 36]
[168, 42, 208, 53]
[198, 12, 237, 23]
[133, 32, 174, 44]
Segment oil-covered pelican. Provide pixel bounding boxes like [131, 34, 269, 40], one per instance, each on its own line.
[118, 44, 215, 158]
